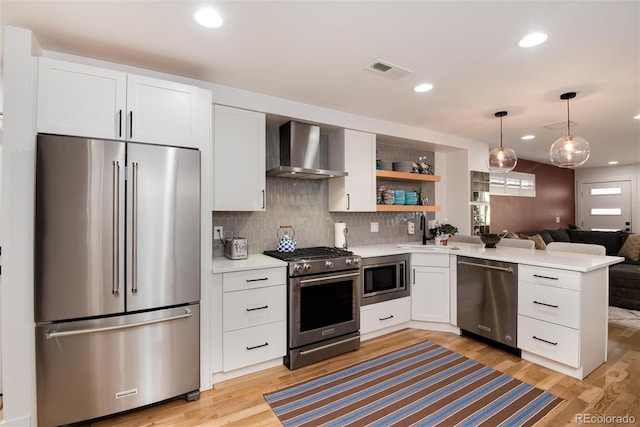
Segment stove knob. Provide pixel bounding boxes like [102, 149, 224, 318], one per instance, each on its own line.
[303, 263, 312, 271]
[293, 264, 303, 273]
[353, 258, 361, 265]
[345, 258, 353, 266]
[325, 261, 334, 268]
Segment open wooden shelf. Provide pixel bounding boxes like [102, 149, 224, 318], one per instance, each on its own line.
[376, 205, 441, 212]
[376, 170, 441, 182]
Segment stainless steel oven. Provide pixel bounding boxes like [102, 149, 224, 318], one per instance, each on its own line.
[264, 247, 361, 370]
[361, 254, 410, 305]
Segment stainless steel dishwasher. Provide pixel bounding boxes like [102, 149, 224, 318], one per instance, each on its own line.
[457, 256, 518, 349]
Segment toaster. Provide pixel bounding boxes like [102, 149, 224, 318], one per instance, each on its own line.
[224, 237, 248, 260]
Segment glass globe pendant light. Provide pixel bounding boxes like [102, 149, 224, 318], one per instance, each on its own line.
[486, 111, 517, 173]
[550, 92, 590, 168]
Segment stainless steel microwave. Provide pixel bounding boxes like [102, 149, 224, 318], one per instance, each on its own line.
[360, 254, 410, 305]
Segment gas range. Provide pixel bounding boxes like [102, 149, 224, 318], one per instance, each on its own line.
[263, 246, 361, 277]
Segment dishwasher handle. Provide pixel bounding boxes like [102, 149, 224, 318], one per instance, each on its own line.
[457, 260, 514, 273]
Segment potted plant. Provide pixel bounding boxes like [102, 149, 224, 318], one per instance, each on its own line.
[428, 219, 458, 245]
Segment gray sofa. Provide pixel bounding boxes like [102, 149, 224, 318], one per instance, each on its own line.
[522, 228, 640, 311]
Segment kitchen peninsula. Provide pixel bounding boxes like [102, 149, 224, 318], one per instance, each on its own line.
[353, 242, 624, 381]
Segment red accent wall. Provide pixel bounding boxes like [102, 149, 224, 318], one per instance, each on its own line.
[490, 159, 575, 234]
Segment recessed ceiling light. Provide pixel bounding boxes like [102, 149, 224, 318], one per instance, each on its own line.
[194, 7, 223, 28]
[518, 32, 548, 48]
[634, 114, 640, 120]
[414, 83, 433, 93]
[521, 135, 535, 140]
[608, 161, 619, 165]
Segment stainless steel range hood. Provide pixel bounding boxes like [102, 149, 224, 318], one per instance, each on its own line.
[267, 121, 347, 179]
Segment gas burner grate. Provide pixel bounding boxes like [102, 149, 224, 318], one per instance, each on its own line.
[264, 246, 353, 261]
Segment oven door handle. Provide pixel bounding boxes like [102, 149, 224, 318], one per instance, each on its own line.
[298, 272, 360, 285]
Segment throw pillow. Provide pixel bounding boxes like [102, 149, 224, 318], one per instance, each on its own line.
[505, 232, 520, 239]
[618, 233, 640, 261]
[546, 228, 571, 242]
[526, 234, 547, 250]
[538, 230, 553, 244]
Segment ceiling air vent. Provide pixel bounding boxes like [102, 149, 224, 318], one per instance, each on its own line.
[367, 59, 412, 79]
[542, 120, 577, 131]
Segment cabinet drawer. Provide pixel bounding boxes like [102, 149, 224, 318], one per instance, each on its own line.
[223, 321, 286, 372]
[518, 282, 580, 329]
[223, 286, 286, 332]
[519, 265, 581, 291]
[223, 268, 286, 292]
[360, 297, 411, 334]
[518, 315, 579, 367]
[412, 253, 449, 267]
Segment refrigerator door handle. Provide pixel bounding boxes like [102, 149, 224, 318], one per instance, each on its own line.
[132, 161, 139, 293]
[112, 160, 120, 295]
[45, 307, 193, 339]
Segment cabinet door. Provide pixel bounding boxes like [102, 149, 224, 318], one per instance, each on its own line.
[126, 74, 199, 147]
[38, 57, 126, 139]
[212, 105, 266, 211]
[328, 129, 376, 212]
[411, 266, 450, 323]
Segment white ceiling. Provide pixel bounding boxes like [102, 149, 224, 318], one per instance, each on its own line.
[2, 0, 639, 168]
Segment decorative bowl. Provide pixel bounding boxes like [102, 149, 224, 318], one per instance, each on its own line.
[480, 234, 502, 248]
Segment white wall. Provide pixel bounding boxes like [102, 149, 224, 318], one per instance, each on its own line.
[1, 26, 41, 426]
[575, 165, 640, 233]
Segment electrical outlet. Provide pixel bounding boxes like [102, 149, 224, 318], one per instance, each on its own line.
[371, 222, 379, 233]
[555, 216, 560, 224]
[214, 226, 224, 241]
[408, 221, 415, 235]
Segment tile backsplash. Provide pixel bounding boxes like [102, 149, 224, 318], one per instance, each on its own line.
[212, 142, 436, 256]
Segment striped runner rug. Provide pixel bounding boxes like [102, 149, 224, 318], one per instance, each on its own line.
[264, 341, 564, 426]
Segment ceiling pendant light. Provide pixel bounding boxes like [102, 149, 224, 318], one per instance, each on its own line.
[487, 111, 517, 173]
[549, 92, 590, 168]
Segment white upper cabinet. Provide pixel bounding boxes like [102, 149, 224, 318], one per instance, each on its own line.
[212, 105, 266, 211]
[37, 58, 199, 148]
[38, 58, 127, 140]
[328, 129, 377, 212]
[125, 74, 199, 147]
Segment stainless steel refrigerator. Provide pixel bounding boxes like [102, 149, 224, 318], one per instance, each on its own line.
[34, 134, 201, 427]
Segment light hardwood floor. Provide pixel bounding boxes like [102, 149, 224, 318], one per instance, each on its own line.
[82, 323, 639, 426]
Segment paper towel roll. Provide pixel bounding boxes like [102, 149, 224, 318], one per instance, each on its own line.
[334, 222, 347, 248]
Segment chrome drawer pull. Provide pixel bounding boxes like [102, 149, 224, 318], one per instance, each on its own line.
[379, 315, 394, 321]
[533, 300, 559, 308]
[246, 342, 269, 350]
[533, 274, 559, 280]
[245, 277, 269, 283]
[533, 336, 558, 346]
[246, 305, 269, 312]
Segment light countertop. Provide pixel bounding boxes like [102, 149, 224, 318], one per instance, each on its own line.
[213, 242, 624, 274]
[212, 254, 287, 274]
[350, 242, 624, 273]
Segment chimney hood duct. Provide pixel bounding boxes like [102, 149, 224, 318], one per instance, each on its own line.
[267, 121, 348, 179]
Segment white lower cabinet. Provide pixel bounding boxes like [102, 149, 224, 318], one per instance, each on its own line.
[411, 254, 450, 323]
[218, 267, 286, 373]
[517, 264, 608, 379]
[360, 297, 411, 337]
[517, 315, 579, 367]
[223, 321, 286, 372]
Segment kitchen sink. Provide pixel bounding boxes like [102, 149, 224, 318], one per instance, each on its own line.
[397, 244, 460, 250]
